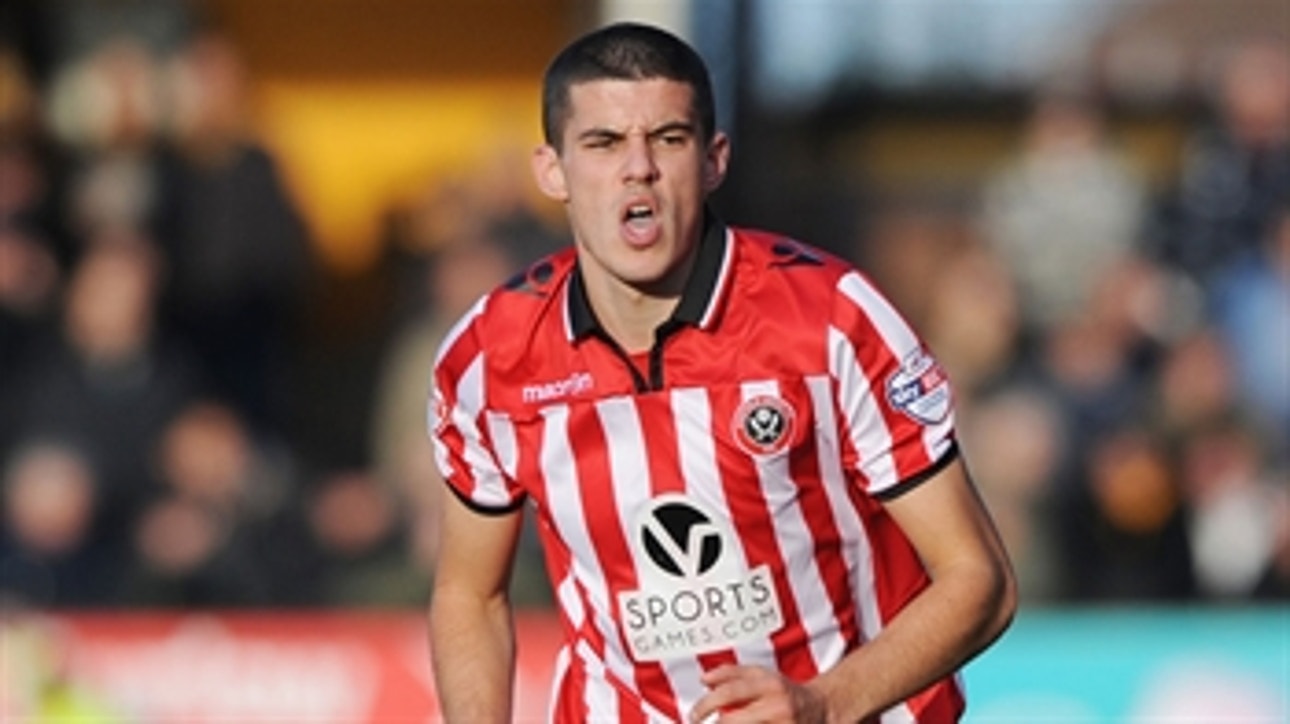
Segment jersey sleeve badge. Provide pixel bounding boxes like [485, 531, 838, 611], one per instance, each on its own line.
[885, 348, 952, 425]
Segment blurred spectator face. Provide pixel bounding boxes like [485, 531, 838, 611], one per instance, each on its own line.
[164, 33, 249, 152]
[0, 144, 47, 217]
[1179, 420, 1262, 506]
[47, 37, 161, 151]
[156, 402, 250, 508]
[923, 246, 1019, 394]
[134, 496, 222, 575]
[963, 387, 1064, 501]
[1089, 430, 1177, 536]
[308, 471, 396, 558]
[0, 227, 60, 315]
[1218, 40, 1290, 147]
[3, 444, 97, 557]
[431, 236, 516, 320]
[1158, 332, 1235, 431]
[64, 236, 159, 363]
[0, 49, 40, 135]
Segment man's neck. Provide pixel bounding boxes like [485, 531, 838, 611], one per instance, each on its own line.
[586, 275, 681, 353]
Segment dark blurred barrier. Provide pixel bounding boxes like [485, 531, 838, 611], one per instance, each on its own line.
[4, 606, 1285, 722]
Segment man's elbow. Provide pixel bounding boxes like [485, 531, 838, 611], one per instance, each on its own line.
[980, 551, 1018, 649]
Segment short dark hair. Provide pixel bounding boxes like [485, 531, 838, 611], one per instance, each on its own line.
[541, 22, 716, 151]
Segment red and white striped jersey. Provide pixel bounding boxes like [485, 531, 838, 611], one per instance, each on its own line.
[430, 217, 964, 723]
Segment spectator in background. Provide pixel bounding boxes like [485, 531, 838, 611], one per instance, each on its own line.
[45, 36, 164, 242]
[1178, 414, 1287, 600]
[959, 385, 1067, 603]
[152, 31, 312, 439]
[368, 232, 551, 607]
[297, 469, 429, 607]
[0, 49, 72, 380]
[1059, 425, 1196, 601]
[1149, 37, 1290, 286]
[1209, 205, 1290, 449]
[919, 239, 1023, 398]
[0, 222, 61, 383]
[1, 232, 205, 570]
[0, 441, 114, 607]
[121, 400, 293, 607]
[980, 89, 1148, 334]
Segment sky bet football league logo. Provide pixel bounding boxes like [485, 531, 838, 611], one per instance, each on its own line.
[886, 348, 951, 425]
[617, 495, 784, 662]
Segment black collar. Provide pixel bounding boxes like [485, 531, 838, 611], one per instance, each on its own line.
[567, 210, 729, 341]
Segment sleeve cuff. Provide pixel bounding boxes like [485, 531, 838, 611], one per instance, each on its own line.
[872, 440, 960, 503]
[444, 478, 528, 516]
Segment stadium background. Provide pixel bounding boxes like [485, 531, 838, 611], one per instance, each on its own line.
[0, 0, 1286, 721]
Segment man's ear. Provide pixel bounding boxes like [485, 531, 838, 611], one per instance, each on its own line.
[531, 144, 569, 202]
[703, 131, 731, 193]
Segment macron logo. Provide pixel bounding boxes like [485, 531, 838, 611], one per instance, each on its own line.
[522, 371, 594, 403]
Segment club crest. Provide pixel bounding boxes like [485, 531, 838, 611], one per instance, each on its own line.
[732, 395, 796, 457]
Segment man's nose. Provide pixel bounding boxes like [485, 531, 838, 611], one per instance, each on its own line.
[621, 136, 659, 183]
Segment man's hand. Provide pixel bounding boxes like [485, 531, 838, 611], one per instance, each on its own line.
[689, 664, 830, 723]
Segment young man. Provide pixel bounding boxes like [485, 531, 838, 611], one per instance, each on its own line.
[427, 22, 1016, 723]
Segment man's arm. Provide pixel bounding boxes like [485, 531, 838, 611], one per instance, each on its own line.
[692, 457, 1017, 723]
[428, 490, 526, 723]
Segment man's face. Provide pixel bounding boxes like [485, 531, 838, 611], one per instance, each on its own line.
[533, 78, 728, 298]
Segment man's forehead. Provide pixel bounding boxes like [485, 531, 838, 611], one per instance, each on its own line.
[564, 77, 697, 125]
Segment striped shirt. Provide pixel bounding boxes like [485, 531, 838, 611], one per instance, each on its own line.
[430, 216, 964, 723]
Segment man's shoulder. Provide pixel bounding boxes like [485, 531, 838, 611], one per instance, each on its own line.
[728, 225, 853, 289]
[437, 248, 576, 370]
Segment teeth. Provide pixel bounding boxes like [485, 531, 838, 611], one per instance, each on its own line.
[626, 205, 651, 219]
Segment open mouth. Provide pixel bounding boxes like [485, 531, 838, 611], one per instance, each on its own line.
[624, 203, 655, 225]
[620, 201, 661, 246]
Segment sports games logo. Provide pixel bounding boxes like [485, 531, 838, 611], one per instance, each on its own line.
[617, 495, 784, 662]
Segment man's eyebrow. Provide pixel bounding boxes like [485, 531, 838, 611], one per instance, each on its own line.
[574, 120, 697, 143]
[575, 127, 625, 143]
[648, 120, 697, 137]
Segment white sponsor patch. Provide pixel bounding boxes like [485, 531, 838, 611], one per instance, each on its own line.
[617, 495, 784, 662]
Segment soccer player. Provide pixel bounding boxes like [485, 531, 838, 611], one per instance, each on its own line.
[427, 22, 1016, 723]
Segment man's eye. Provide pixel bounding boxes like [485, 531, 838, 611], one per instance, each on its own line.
[659, 134, 687, 146]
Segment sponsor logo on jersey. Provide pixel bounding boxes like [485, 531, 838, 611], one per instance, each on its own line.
[618, 495, 784, 662]
[885, 348, 951, 424]
[732, 395, 796, 457]
[521, 371, 594, 403]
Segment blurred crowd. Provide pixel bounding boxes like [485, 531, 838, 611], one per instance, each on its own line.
[0, 12, 1286, 612]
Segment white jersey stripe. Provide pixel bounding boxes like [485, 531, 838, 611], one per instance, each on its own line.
[452, 354, 513, 507]
[806, 374, 881, 643]
[432, 294, 485, 368]
[828, 324, 900, 494]
[740, 379, 840, 673]
[574, 640, 618, 722]
[540, 404, 639, 715]
[485, 411, 519, 479]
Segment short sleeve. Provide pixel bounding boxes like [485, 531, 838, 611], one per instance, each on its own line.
[828, 271, 957, 498]
[429, 299, 527, 513]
